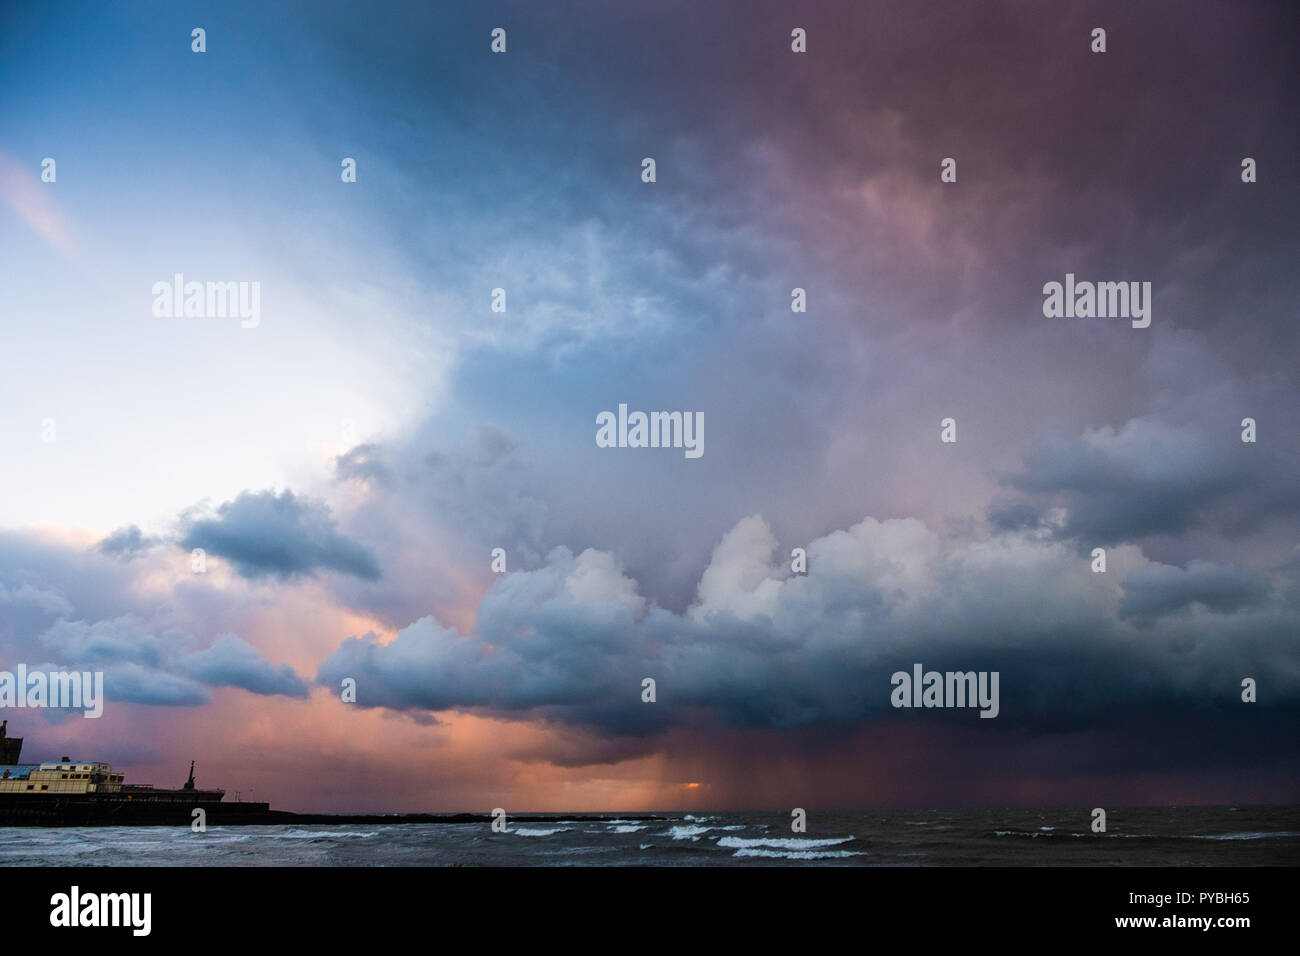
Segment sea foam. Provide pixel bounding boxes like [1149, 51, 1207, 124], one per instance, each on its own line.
[717, 836, 855, 850]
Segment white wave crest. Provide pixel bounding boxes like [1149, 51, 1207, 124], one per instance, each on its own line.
[717, 835, 854, 850]
[663, 825, 714, 840]
[1190, 831, 1299, 841]
[733, 847, 863, 860]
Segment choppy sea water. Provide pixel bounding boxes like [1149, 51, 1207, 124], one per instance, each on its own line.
[2, 806, 1297, 866]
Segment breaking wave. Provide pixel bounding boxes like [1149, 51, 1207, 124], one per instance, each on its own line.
[717, 836, 855, 850]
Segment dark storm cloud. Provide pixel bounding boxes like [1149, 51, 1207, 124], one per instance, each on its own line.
[299, 0, 1299, 357]
[319, 513, 1300, 740]
[318, 546, 659, 731]
[1119, 560, 1270, 622]
[2, 0, 1294, 802]
[289, 0, 1298, 618]
[180, 490, 381, 581]
[992, 337, 1300, 546]
[994, 426, 1248, 542]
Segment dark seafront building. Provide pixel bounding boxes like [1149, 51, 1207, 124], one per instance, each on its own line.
[0, 720, 270, 826]
[0, 722, 661, 828]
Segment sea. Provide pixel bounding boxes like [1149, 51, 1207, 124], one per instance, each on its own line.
[2, 806, 1296, 866]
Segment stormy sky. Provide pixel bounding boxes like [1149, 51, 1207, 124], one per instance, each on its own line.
[0, 0, 1296, 811]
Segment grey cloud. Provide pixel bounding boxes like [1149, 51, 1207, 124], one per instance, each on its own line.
[1119, 560, 1271, 622]
[181, 489, 381, 581]
[178, 634, 311, 698]
[995, 424, 1247, 542]
[101, 664, 211, 708]
[39, 616, 177, 668]
[0, 581, 73, 618]
[0, 532, 157, 645]
[97, 525, 158, 560]
[994, 338, 1300, 546]
[336, 444, 393, 486]
[464, 423, 516, 467]
[325, 423, 549, 629]
[318, 513, 1300, 736]
[29, 616, 310, 705]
